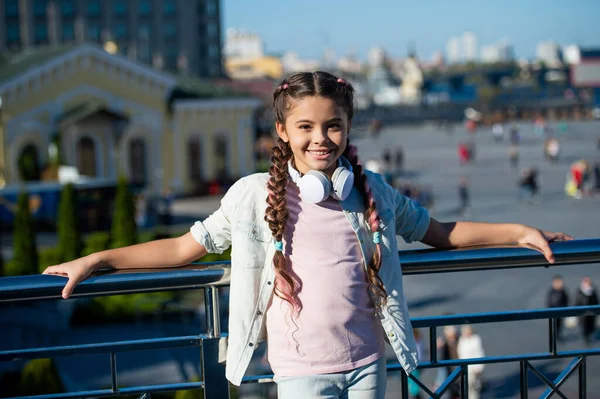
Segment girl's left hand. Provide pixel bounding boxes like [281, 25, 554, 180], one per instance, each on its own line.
[517, 226, 574, 264]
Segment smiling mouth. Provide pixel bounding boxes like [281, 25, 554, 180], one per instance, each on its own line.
[307, 149, 333, 156]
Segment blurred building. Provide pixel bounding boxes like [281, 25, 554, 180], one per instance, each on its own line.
[446, 36, 461, 65]
[223, 29, 283, 80]
[481, 39, 514, 63]
[563, 44, 581, 65]
[536, 41, 563, 67]
[0, 44, 261, 194]
[462, 31, 478, 63]
[0, 0, 223, 78]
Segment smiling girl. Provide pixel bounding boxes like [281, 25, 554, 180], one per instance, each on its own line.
[44, 71, 571, 398]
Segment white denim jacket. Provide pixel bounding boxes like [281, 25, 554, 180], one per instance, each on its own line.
[190, 171, 431, 386]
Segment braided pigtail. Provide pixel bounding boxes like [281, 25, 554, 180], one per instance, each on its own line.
[264, 138, 301, 314]
[344, 141, 387, 307]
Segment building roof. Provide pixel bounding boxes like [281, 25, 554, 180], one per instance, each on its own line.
[0, 44, 77, 85]
[0, 43, 251, 100]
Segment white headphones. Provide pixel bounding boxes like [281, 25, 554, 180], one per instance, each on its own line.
[288, 156, 355, 203]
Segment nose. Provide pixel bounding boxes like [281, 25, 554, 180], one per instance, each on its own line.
[311, 127, 329, 144]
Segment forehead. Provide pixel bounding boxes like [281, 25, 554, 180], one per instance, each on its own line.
[286, 96, 346, 122]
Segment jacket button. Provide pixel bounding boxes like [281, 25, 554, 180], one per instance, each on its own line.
[257, 310, 263, 316]
[388, 333, 395, 338]
[267, 281, 272, 285]
[249, 343, 254, 347]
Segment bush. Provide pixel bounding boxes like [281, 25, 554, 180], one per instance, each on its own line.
[57, 183, 82, 262]
[111, 177, 137, 248]
[12, 192, 38, 275]
[20, 358, 64, 395]
[82, 231, 110, 256]
[38, 247, 62, 273]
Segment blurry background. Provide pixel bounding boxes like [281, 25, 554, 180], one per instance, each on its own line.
[1, 0, 600, 398]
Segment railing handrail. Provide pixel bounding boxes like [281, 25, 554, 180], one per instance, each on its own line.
[1, 239, 599, 303]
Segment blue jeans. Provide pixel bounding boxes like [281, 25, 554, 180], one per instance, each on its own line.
[274, 357, 387, 399]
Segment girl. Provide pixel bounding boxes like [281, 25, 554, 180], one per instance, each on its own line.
[44, 71, 571, 398]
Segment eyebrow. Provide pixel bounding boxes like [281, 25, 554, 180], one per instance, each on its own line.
[294, 117, 344, 124]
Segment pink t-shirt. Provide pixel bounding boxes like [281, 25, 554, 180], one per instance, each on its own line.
[266, 183, 385, 377]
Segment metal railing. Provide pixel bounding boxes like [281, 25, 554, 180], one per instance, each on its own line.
[1, 239, 599, 399]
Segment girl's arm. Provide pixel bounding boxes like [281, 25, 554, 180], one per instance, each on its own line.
[43, 232, 207, 299]
[421, 218, 572, 263]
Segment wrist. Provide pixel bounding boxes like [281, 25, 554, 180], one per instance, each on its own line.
[511, 223, 528, 243]
[87, 251, 110, 271]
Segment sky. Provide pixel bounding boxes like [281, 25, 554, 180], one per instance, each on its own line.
[222, 0, 600, 61]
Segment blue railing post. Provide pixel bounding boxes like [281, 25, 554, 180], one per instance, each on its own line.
[202, 286, 230, 399]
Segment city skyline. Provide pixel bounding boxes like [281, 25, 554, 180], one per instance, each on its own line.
[223, 0, 600, 61]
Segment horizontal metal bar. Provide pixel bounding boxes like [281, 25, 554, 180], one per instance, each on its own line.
[411, 305, 600, 328]
[0, 264, 230, 303]
[2, 382, 204, 399]
[1, 239, 598, 303]
[399, 238, 600, 275]
[0, 335, 204, 362]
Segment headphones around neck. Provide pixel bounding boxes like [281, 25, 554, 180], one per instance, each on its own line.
[288, 156, 354, 203]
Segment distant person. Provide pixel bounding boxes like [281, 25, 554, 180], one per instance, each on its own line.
[458, 176, 470, 216]
[458, 143, 470, 164]
[492, 123, 504, 142]
[546, 275, 569, 340]
[518, 167, 540, 203]
[395, 146, 404, 173]
[544, 138, 560, 163]
[437, 326, 461, 399]
[593, 161, 600, 191]
[509, 144, 519, 169]
[575, 276, 599, 345]
[457, 325, 486, 399]
[509, 124, 520, 144]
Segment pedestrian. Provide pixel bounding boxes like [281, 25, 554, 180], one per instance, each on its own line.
[458, 176, 470, 216]
[546, 275, 569, 340]
[457, 325, 486, 399]
[437, 326, 461, 399]
[44, 71, 572, 399]
[575, 276, 599, 346]
[509, 144, 519, 169]
[518, 167, 540, 203]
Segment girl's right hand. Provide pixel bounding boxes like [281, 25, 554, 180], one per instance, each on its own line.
[42, 255, 101, 299]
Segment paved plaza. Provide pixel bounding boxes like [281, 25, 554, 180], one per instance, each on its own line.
[352, 120, 600, 398]
[2, 120, 599, 398]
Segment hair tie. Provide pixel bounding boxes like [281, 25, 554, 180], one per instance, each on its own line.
[274, 241, 283, 251]
[282, 83, 289, 90]
[337, 78, 346, 85]
[373, 231, 381, 244]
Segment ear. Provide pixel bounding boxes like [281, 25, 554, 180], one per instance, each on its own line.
[275, 121, 289, 142]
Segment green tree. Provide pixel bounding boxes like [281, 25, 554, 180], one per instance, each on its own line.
[111, 177, 137, 248]
[57, 183, 82, 262]
[20, 358, 64, 395]
[10, 192, 38, 275]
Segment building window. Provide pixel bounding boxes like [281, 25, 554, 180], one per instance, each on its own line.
[34, 23, 48, 43]
[5, 0, 19, 18]
[139, 0, 152, 16]
[208, 44, 219, 59]
[87, 0, 101, 17]
[33, 0, 48, 18]
[165, 46, 177, 70]
[207, 0, 217, 16]
[88, 24, 102, 41]
[163, 0, 176, 16]
[207, 23, 218, 39]
[114, 23, 128, 40]
[114, 0, 128, 17]
[62, 22, 75, 41]
[61, 0, 76, 18]
[6, 23, 20, 42]
[164, 22, 177, 39]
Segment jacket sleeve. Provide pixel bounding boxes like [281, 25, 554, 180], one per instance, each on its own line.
[189, 178, 246, 254]
[392, 189, 430, 243]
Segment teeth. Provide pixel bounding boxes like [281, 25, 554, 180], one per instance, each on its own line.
[309, 151, 329, 155]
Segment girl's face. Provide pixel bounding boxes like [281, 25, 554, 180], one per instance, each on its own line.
[276, 96, 350, 178]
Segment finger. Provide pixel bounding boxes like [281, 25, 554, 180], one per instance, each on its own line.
[62, 277, 79, 299]
[42, 265, 59, 275]
[539, 240, 555, 263]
